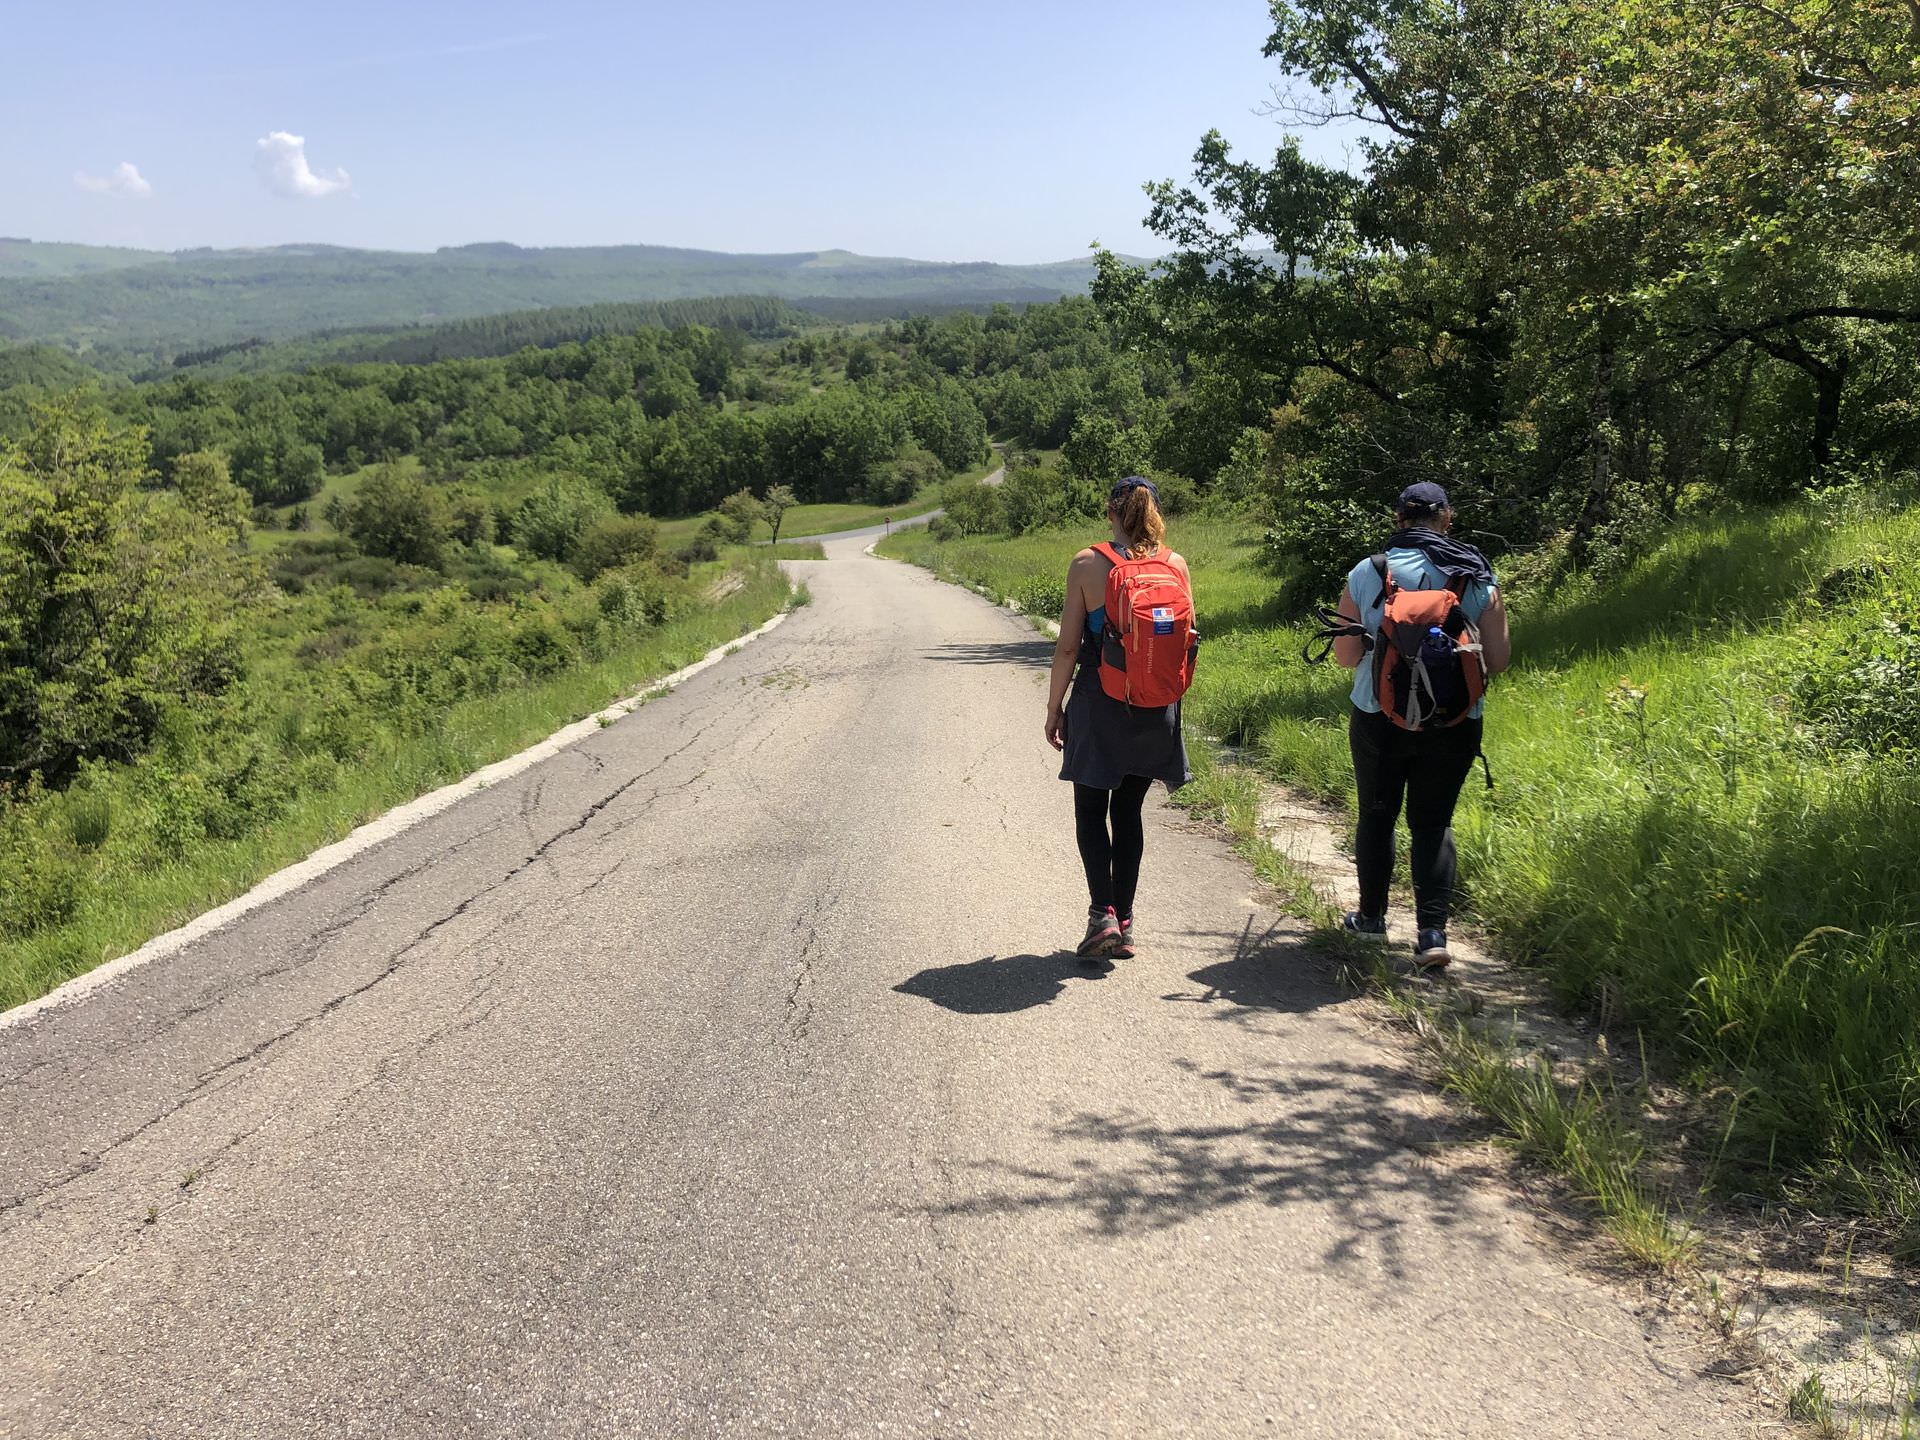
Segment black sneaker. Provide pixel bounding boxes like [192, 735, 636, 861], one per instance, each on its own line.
[1342, 912, 1388, 943]
[1414, 928, 1452, 971]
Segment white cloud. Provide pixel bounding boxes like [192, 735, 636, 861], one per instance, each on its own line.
[254, 131, 350, 199]
[74, 162, 153, 199]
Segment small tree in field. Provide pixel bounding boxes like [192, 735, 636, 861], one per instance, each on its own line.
[763, 484, 797, 545]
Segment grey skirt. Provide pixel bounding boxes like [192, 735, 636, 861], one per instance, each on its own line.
[1058, 646, 1190, 791]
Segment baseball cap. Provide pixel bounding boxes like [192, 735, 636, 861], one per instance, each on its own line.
[1397, 482, 1450, 515]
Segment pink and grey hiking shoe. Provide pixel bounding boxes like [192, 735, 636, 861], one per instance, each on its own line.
[1077, 906, 1121, 960]
[1112, 916, 1136, 959]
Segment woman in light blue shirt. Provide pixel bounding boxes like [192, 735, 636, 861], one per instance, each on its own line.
[1329, 483, 1511, 970]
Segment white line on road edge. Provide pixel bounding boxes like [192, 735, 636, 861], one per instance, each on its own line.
[1, 610, 792, 1031]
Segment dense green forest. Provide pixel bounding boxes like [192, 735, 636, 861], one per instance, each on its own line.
[0, 240, 1103, 363]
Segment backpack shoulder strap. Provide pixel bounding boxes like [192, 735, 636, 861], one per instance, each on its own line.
[1092, 541, 1126, 568]
[1371, 553, 1393, 604]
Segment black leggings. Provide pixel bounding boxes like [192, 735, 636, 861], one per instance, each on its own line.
[1073, 777, 1152, 919]
[1349, 708, 1483, 932]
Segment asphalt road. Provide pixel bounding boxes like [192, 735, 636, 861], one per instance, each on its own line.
[0, 531, 1763, 1438]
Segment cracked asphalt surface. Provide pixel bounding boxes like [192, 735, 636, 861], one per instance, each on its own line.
[0, 532, 1767, 1438]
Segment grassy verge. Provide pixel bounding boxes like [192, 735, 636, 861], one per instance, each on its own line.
[769, 540, 827, 560]
[876, 496, 1920, 1230]
[0, 553, 791, 1009]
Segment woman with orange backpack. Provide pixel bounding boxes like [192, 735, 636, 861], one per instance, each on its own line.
[1044, 477, 1197, 961]
[1325, 483, 1511, 971]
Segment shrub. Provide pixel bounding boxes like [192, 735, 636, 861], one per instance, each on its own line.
[0, 402, 261, 787]
[594, 565, 671, 629]
[937, 476, 1006, 536]
[1011, 573, 1067, 620]
[859, 444, 945, 505]
[340, 464, 452, 568]
[1000, 464, 1101, 535]
[509, 475, 612, 563]
[714, 488, 766, 542]
[572, 513, 661, 581]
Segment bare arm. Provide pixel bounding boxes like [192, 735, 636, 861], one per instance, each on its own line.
[1479, 588, 1511, 675]
[1045, 551, 1100, 749]
[1333, 582, 1367, 669]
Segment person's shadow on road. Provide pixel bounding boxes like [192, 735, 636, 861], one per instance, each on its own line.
[894, 952, 1104, 1014]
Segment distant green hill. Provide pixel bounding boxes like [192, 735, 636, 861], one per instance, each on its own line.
[158, 295, 811, 377]
[0, 240, 1107, 362]
[0, 238, 172, 278]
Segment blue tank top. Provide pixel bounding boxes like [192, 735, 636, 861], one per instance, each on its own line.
[1087, 605, 1106, 636]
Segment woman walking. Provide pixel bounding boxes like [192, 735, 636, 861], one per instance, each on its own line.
[1044, 478, 1194, 960]
[1328, 483, 1510, 969]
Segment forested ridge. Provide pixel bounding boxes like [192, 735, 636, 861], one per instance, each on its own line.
[0, 240, 1102, 363]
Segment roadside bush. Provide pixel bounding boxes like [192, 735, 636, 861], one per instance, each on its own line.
[509, 475, 611, 563]
[937, 476, 1006, 536]
[1000, 464, 1101, 535]
[0, 402, 260, 787]
[858, 444, 944, 505]
[1011, 573, 1067, 620]
[572, 513, 660, 581]
[594, 564, 671, 630]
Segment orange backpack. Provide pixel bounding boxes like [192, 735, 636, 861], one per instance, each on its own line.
[1093, 542, 1197, 708]
[1369, 555, 1487, 730]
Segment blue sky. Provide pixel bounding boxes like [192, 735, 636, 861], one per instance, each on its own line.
[3, 0, 1363, 263]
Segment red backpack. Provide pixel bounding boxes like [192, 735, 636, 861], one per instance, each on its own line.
[1093, 542, 1197, 708]
[1369, 555, 1487, 730]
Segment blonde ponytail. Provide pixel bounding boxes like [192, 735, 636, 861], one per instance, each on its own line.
[1113, 481, 1166, 558]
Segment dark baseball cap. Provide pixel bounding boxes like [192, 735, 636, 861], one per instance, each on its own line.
[1397, 482, 1450, 514]
[1109, 476, 1159, 504]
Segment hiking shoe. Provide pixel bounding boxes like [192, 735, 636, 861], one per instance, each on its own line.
[1414, 928, 1452, 971]
[1342, 912, 1389, 943]
[1077, 906, 1121, 960]
[1112, 916, 1136, 959]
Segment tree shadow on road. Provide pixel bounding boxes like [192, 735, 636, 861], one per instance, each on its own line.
[921, 640, 1053, 669]
[932, 1057, 1496, 1277]
[1159, 914, 1356, 1022]
[894, 952, 1106, 1014]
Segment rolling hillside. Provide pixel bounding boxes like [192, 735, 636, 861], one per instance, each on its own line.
[0, 239, 1109, 362]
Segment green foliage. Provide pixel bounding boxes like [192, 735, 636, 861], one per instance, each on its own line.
[1062, 410, 1149, 484]
[508, 474, 611, 563]
[572, 513, 661, 581]
[339, 463, 453, 568]
[762, 483, 797, 544]
[998, 463, 1102, 535]
[0, 402, 259, 786]
[713, 487, 767, 543]
[933, 476, 1006, 537]
[858, 444, 944, 505]
[170, 449, 251, 542]
[1101, 0, 1920, 573]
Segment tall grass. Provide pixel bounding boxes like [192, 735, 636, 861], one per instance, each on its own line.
[880, 495, 1920, 1219]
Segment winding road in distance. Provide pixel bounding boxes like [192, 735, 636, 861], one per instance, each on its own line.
[1, 526, 1762, 1438]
